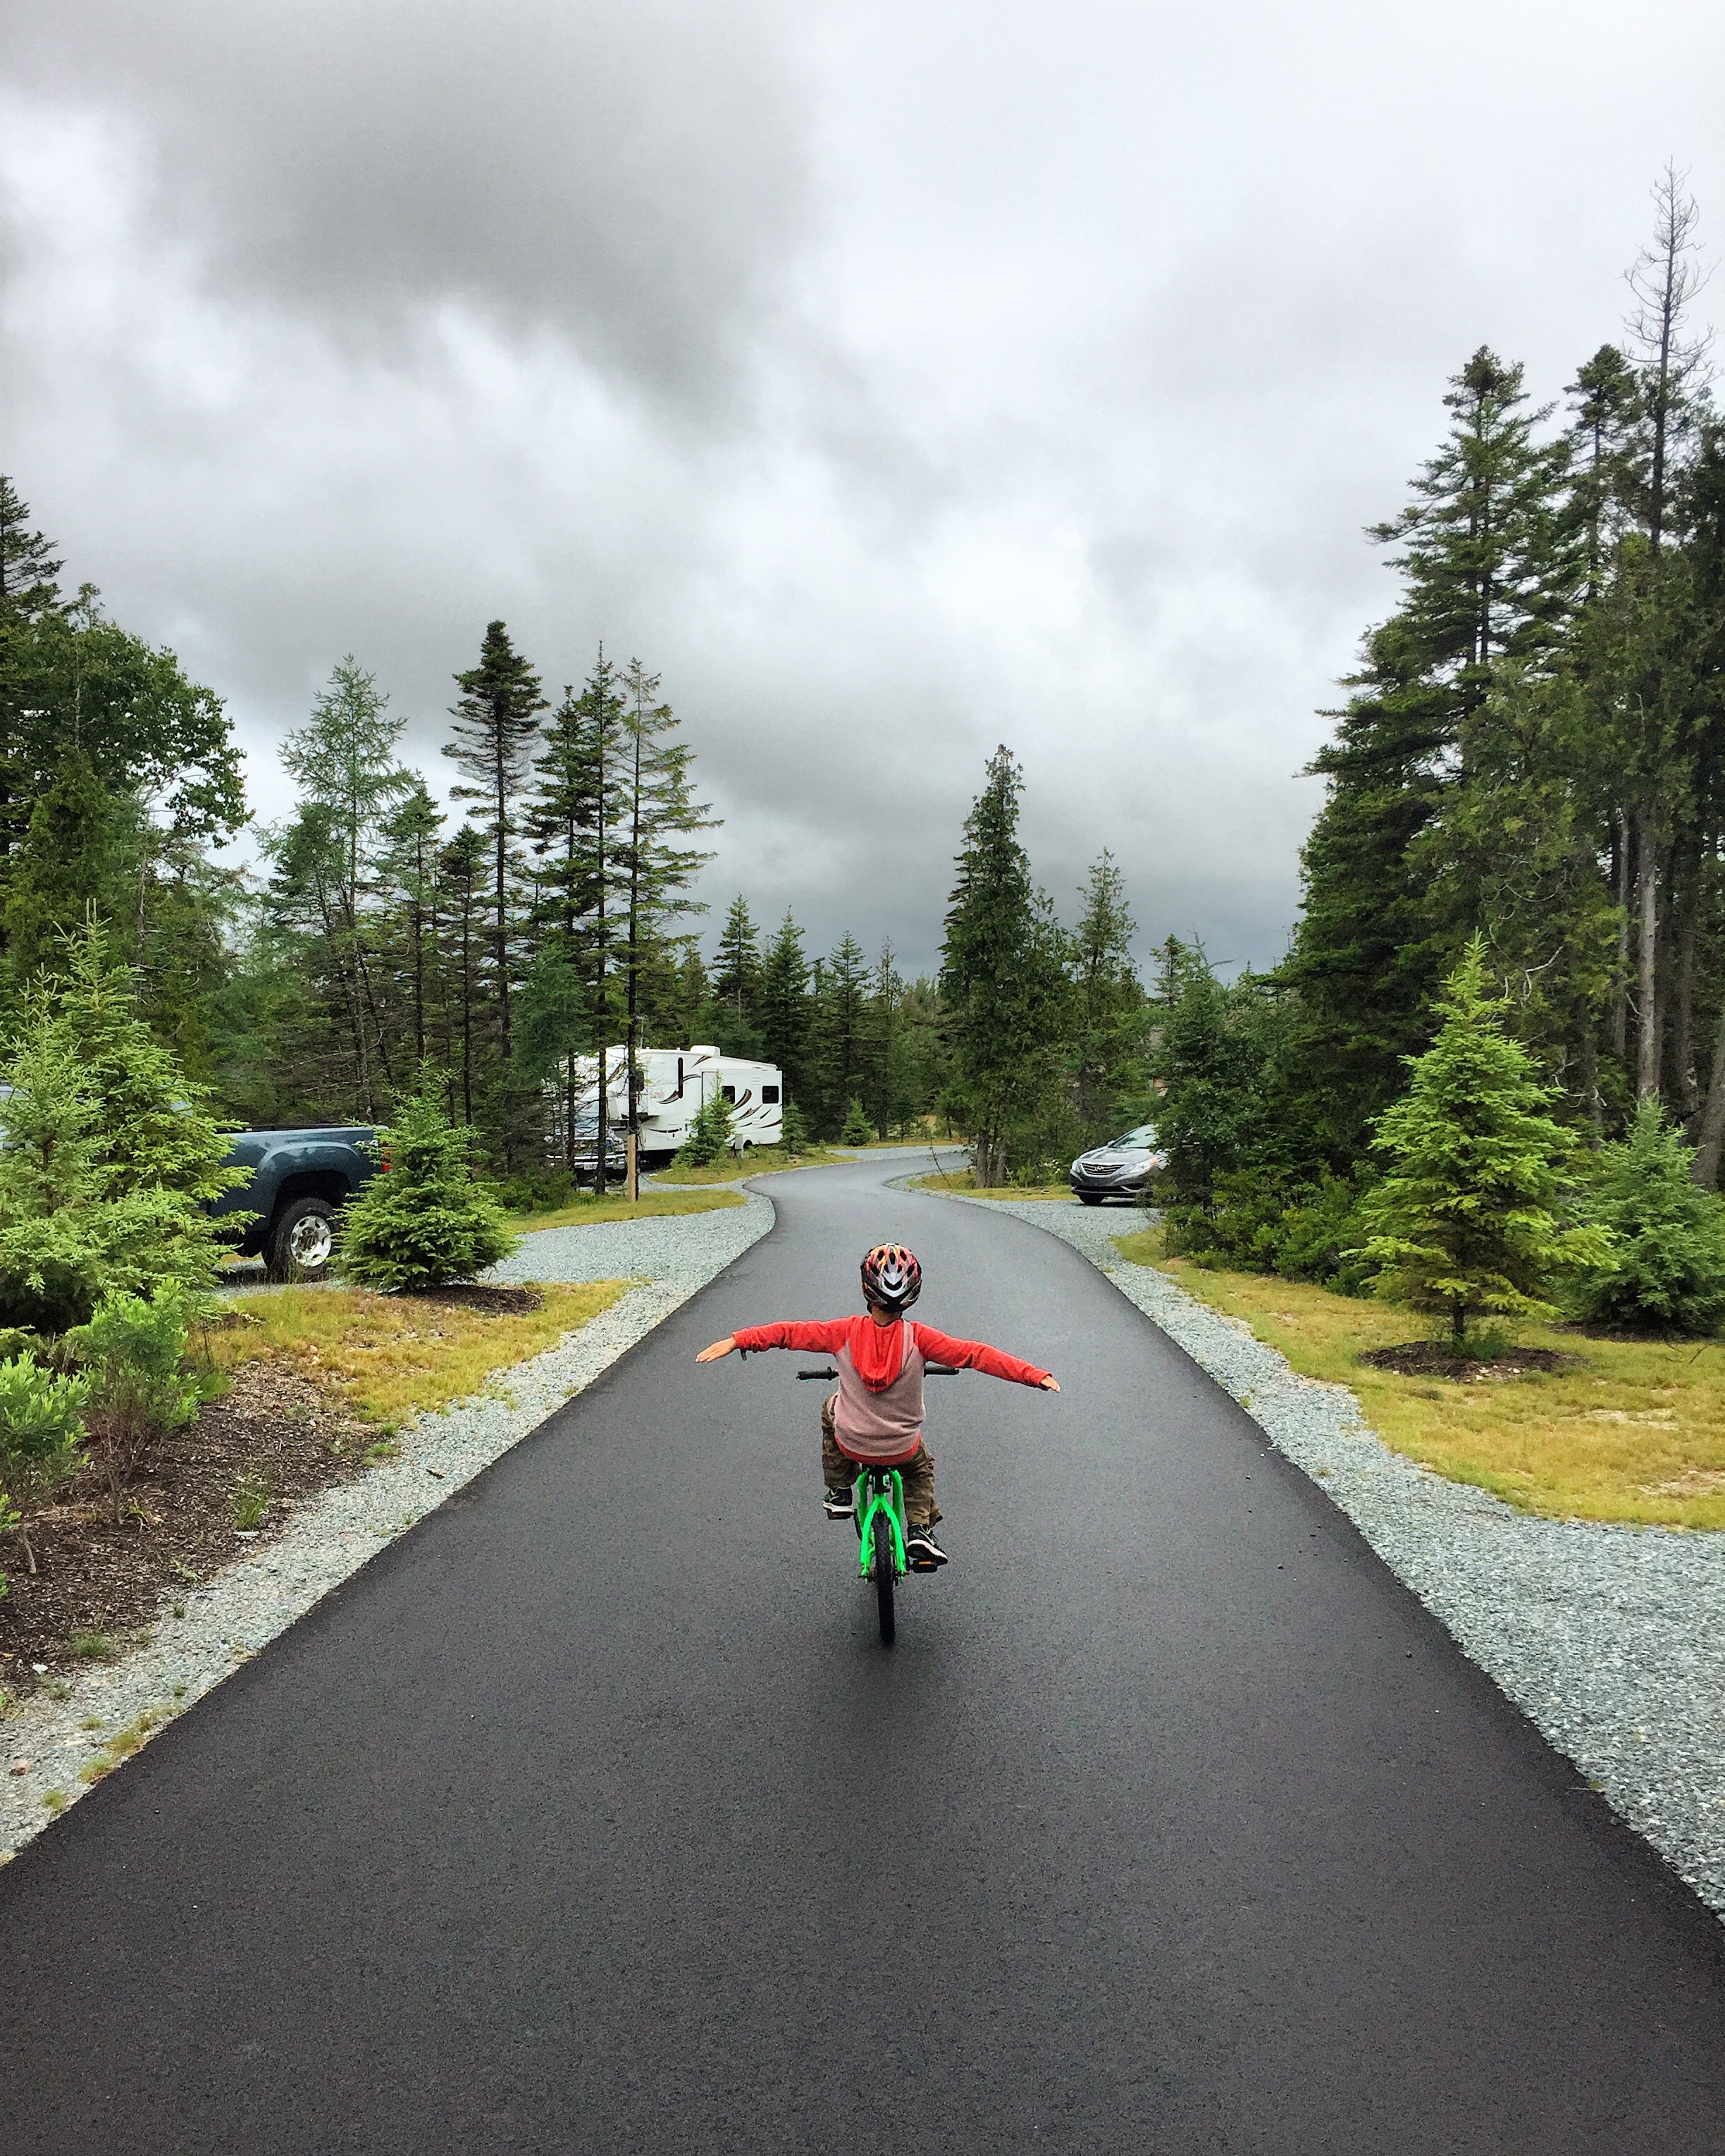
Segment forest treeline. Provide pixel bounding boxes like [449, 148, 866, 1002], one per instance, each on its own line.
[1152, 168, 1725, 1280]
[0, 489, 1151, 1187]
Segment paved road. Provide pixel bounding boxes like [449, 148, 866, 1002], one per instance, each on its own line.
[4, 1157, 1725, 2153]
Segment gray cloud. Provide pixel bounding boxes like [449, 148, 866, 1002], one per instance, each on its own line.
[4, 0, 1722, 978]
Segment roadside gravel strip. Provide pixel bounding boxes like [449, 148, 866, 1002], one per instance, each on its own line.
[944, 1190, 1725, 1925]
[0, 1192, 773, 1860]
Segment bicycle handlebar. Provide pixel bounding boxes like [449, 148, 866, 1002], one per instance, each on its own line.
[796, 1365, 961, 1379]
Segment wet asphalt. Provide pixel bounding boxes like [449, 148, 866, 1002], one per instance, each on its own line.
[3, 1155, 1725, 2153]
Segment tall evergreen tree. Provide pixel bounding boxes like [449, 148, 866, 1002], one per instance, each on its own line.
[712, 894, 761, 1017]
[612, 658, 717, 1192]
[443, 621, 546, 1064]
[757, 909, 812, 1104]
[1281, 348, 1580, 1159]
[939, 746, 1068, 1183]
[1070, 849, 1143, 1130]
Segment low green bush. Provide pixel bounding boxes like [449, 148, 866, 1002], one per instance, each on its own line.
[340, 1073, 519, 1291]
[1569, 1102, 1725, 1335]
[0, 1350, 90, 1580]
[779, 1102, 812, 1155]
[1161, 1166, 1375, 1291]
[67, 1282, 207, 1520]
[675, 1092, 735, 1167]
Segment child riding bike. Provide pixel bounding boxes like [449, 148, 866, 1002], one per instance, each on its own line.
[695, 1242, 1058, 1567]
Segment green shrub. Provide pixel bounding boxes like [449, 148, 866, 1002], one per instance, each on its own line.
[1569, 1102, 1725, 1335]
[0, 923, 246, 1331]
[66, 1282, 206, 1519]
[676, 1091, 735, 1167]
[485, 1166, 580, 1215]
[1360, 938, 1608, 1345]
[0, 1350, 90, 1577]
[779, 1102, 812, 1154]
[339, 1073, 519, 1290]
[840, 1098, 875, 1146]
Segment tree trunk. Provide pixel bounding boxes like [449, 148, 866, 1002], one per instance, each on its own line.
[1635, 803, 1660, 1101]
[1693, 1002, 1725, 1188]
[1610, 808, 1631, 1063]
[1669, 841, 1700, 1119]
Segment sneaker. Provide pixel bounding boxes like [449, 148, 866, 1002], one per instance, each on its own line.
[905, 1521, 947, 1567]
[823, 1486, 855, 1519]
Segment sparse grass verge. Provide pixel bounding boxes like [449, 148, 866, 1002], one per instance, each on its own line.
[207, 1281, 630, 1431]
[510, 1186, 746, 1228]
[652, 1145, 839, 1184]
[910, 1169, 1077, 1201]
[1111, 1225, 1725, 1530]
[80, 1705, 164, 1783]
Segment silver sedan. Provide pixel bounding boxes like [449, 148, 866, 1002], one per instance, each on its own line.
[1068, 1125, 1165, 1205]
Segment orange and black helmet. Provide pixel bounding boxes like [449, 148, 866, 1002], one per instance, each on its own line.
[861, 1243, 922, 1312]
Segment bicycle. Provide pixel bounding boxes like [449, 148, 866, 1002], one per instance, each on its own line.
[797, 1363, 960, 1645]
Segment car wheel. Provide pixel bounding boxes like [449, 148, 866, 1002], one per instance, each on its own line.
[266, 1197, 338, 1281]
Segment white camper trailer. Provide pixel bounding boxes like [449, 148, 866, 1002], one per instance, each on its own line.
[567, 1046, 784, 1164]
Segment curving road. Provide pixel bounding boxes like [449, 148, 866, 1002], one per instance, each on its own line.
[4, 1156, 1725, 2152]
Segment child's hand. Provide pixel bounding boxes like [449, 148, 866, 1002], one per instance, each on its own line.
[696, 1337, 738, 1362]
[1040, 1376, 1060, 1391]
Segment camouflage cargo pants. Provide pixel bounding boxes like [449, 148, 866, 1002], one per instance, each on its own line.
[822, 1393, 941, 1526]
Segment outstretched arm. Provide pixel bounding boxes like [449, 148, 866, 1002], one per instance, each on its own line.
[916, 1324, 1058, 1392]
[695, 1319, 852, 1363]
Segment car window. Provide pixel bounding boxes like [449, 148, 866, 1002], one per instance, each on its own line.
[1110, 1125, 1156, 1149]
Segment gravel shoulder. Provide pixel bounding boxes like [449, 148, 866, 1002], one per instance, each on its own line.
[1, 1190, 774, 1860]
[929, 1186, 1725, 1923]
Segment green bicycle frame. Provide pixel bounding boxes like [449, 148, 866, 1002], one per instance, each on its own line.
[855, 1468, 907, 1580]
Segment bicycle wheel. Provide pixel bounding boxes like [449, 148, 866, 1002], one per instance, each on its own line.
[874, 1503, 896, 1646]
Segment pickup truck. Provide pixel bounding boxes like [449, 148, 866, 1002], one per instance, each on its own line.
[214, 1126, 378, 1279]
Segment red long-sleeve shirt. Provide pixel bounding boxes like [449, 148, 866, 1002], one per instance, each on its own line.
[731, 1314, 1051, 1462]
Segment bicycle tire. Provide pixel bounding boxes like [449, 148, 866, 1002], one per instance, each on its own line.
[874, 1498, 896, 1646]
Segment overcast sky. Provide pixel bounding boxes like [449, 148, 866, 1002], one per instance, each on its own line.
[4, 1, 1722, 979]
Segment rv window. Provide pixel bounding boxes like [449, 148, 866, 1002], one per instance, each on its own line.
[762, 1085, 780, 1104]
[722, 1085, 736, 1102]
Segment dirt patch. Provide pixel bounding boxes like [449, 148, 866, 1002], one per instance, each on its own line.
[402, 1284, 545, 1317]
[1358, 1341, 1585, 1382]
[0, 1360, 368, 1689]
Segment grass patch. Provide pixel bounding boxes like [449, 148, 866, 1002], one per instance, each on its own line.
[80, 1706, 164, 1784]
[1111, 1229, 1725, 1530]
[68, 1630, 118, 1662]
[651, 1146, 840, 1185]
[510, 1185, 745, 1228]
[209, 1280, 630, 1430]
[908, 1169, 1077, 1201]
[230, 1472, 271, 1530]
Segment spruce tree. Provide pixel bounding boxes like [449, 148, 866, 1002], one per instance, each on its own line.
[443, 622, 547, 1064]
[1572, 1100, 1725, 1333]
[1282, 349, 1580, 1159]
[613, 658, 717, 1194]
[757, 910, 812, 1106]
[2, 751, 114, 985]
[939, 747, 1068, 1183]
[1361, 939, 1607, 1346]
[1070, 849, 1142, 1131]
[339, 1073, 519, 1291]
[712, 895, 761, 1017]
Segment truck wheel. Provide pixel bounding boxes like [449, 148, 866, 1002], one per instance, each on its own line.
[266, 1197, 338, 1281]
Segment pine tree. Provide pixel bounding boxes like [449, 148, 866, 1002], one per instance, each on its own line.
[278, 658, 414, 1115]
[443, 622, 547, 1066]
[613, 658, 717, 1193]
[381, 782, 447, 1070]
[757, 910, 812, 1106]
[1361, 940, 1607, 1346]
[939, 747, 1068, 1183]
[1070, 849, 1142, 1130]
[0, 476, 63, 625]
[712, 894, 761, 1018]
[2, 751, 114, 985]
[1282, 348, 1580, 1159]
[440, 824, 488, 1127]
[1572, 1100, 1725, 1333]
[338, 1073, 519, 1291]
[812, 932, 872, 1136]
